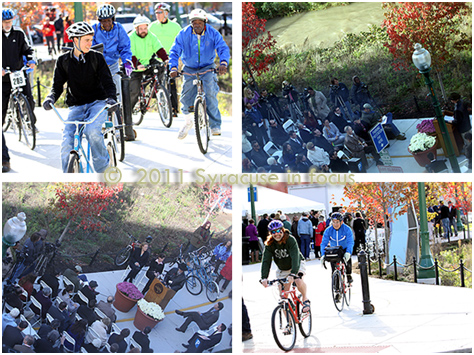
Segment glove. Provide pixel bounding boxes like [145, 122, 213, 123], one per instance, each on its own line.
[42, 97, 54, 111]
[124, 61, 133, 77]
[344, 252, 351, 263]
[26, 60, 36, 67]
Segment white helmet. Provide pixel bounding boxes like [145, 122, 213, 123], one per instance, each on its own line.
[133, 15, 151, 28]
[189, 8, 207, 22]
[66, 22, 94, 38]
[97, 4, 116, 20]
[154, 3, 171, 12]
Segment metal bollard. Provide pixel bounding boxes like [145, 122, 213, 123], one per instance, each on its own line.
[121, 75, 136, 141]
[393, 255, 398, 281]
[36, 77, 41, 107]
[460, 259, 465, 287]
[358, 250, 374, 314]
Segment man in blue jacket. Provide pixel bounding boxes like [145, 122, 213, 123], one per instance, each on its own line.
[92, 4, 133, 104]
[320, 212, 354, 283]
[169, 8, 230, 139]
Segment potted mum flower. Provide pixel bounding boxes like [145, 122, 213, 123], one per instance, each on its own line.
[408, 132, 437, 166]
[114, 282, 144, 312]
[134, 298, 165, 331]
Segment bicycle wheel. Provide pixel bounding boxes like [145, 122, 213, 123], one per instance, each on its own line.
[2, 100, 13, 131]
[332, 270, 344, 312]
[194, 96, 209, 154]
[111, 110, 125, 161]
[107, 142, 117, 167]
[66, 152, 81, 173]
[114, 247, 131, 267]
[155, 85, 172, 128]
[186, 275, 203, 296]
[205, 280, 219, 303]
[298, 305, 312, 338]
[271, 304, 297, 351]
[132, 94, 146, 126]
[18, 94, 36, 150]
[344, 275, 351, 307]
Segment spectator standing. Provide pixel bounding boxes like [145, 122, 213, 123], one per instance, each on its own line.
[314, 216, 326, 259]
[447, 201, 458, 238]
[448, 92, 471, 148]
[42, 17, 56, 55]
[352, 212, 367, 254]
[246, 219, 259, 263]
[308, 87, 330, 120]
[438, 201, 450, 239]
[329, 77, 354, 121]
[297, 212, 313, 260]
[54, 13, 64, 52]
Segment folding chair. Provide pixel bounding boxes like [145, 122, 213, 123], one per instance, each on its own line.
[130, 338, 142, 352]
[112, 322, 121, 335]
[4, 302, 13, 312]
[86, 327, 104, 350]
[63, 331, 76, 353]
[94, 308, 107, 320]
[39, 279, 50, 291]
[20, 314, 38, 338]
[121, 266, 131, 282]
[29, 295, 43, 327]
[263, 141, 280, 156]
[77, 290, 89, 306]
[46, 312, 54, 325]
[81, 347, 88, 353]
[282, 119, 296, 133]
[104, 343, 111, 352]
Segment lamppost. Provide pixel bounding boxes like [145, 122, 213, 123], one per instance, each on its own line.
[412, 43, 461, 173]
[417, 182, 436, 283]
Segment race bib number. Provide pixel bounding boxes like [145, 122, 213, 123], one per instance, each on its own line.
[10, 70, 26, 89]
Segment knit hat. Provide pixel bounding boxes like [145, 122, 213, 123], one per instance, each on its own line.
[363, 103, 373, 110]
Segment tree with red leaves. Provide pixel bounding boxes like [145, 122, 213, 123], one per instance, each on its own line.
[242, 2, 277, 79]
[48, 183, 123, 243]
[382, 2, 471, 100]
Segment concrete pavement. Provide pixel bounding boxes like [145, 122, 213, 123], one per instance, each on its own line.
[242, 257, 472, 353]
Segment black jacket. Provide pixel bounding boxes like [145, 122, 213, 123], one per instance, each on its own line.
[164, 268, 187, 292]
[49, 49, 116, 107]
[132, 331, 151, 353]
[40, 274, 60, 298]
[2, 325, 24, 349]
[2, 27, 35, 82]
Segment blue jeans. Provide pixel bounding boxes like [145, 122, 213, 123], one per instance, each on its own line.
[61, 100, 109, 173]
[108, 61, 122, 104]
[382, 112, 401, 137]
[441, 218, 450, 238]
[180, 65, 221, 129]
[300, 234, 311, 259]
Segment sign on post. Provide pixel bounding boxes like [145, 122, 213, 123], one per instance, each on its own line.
[248, 186, 257, 202]
[369, 123, 389, 153]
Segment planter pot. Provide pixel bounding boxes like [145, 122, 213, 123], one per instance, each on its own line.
[133, 305, 162, 331]
[408, 143, 438, 167]
[114, 286, 139, 312]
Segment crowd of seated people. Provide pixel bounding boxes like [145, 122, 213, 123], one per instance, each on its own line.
[242, 77, 408, 173]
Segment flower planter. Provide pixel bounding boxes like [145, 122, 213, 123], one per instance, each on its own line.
[114, 286, 138, 313]
[408, 143, 438, 167]
[133, 305, 161, 331]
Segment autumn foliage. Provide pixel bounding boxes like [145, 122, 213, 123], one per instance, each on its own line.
[382, 2, 471, 71]
[242, 2, 277, 77]
[49, 183, 123, 242]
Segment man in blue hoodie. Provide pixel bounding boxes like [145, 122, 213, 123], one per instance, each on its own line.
[320, 212, 354, 283]
[297, 212, 313, 260]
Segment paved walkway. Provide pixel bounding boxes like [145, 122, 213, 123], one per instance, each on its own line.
[3, 107, 232, 178]
[242, 258, 472, 353]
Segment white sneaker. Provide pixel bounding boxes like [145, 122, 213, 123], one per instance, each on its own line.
[211, 127, 221, 136]
[178, 115, 193, 140]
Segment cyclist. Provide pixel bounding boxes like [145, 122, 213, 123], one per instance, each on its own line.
[129, 15, 169, 110]
[320, 212, 354, 286]
[169, 8, 230, 139]
[149, 3, 182, 117]
[260, 220, 310, 313]
[92, 4, 133, 105]
[42, 22, 117, 173]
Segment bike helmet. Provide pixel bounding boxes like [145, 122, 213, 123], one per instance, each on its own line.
[66, 21, 94, 38]
[97, 4, 116, 20]
[331, 212, 343, 221]
[189, 8, 207, 22]
[154, 3, 171, 12]
[282, 80, 289, 88]
[2, 8, 14, 20]
[133, 15, 151, 28]
[268, 220, 284, 232]
[145, 236, 153, 243]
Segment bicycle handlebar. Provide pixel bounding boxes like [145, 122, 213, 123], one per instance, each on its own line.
[261, 275, 302, 286]
[177, 68, 217, 78]
[52, 102, 119, 125]
[3, 66, 30, 75]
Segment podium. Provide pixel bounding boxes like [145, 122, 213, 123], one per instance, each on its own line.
[144, 279, 176, 310]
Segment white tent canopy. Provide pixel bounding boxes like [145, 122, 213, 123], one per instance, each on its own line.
[242, 186, 326, 216]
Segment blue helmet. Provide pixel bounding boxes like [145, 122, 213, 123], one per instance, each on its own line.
[2, 9, 14, 20]
[331, 212, 343, 221]
[268, 220, 284, 232]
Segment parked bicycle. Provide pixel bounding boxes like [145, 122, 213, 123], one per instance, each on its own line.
[185, 249, 219, 303]
[323, 246, 351, 312]
[114, 235, 153, 267]
[263, 276, 312, 351]
[132, 61, 172, 128]
[179, 69, 217, 154]
[51, 102, 119, 173]
[2, 66, 36, 150]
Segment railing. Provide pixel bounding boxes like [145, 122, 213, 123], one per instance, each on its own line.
[374, 255, 472, 287]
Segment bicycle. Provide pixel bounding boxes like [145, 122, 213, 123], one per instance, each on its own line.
[51, 102, 119, 173]
[185, 250, 220, 303]
[114, 235, 153, 267]
[104, 107, 125, 162]
[323, 246, 351, 312]
[263, 276, 312, 351]
[132, 61, 172, 128]
[2, 66, 36, 150]
[180, 68, 217, 154]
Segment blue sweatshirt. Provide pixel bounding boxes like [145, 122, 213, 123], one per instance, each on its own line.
[92, 22, 132, 66]
[321, 223, 354, 255]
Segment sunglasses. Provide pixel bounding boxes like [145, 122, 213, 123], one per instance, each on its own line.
[155, 11, 164, 14]
[271, 229, 282, 234]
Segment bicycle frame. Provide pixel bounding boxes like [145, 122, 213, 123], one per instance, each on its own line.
[271, 279, 305, 325]
[51, 103, 116, 173]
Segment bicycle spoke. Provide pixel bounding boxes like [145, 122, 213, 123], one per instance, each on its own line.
[271, 305, 297, 351]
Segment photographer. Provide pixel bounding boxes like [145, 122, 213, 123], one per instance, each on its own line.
[350, 75, 373, 111]
[259, 89, 284, 123]
[282, 80, 299, 105]
[308, 87, 330, 121]
[10, 232, 42, 282]
[329, 78, 355, 121]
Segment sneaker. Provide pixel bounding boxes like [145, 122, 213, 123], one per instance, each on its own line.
[396, 134, 406, 140]
[2, 162, 11, 173]
[211, 127, 221, 136]
[242, 333, 253, 341]
[178, 121, 193, 140]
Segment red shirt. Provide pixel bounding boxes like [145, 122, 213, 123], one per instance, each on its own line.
[42, 23, 55, 37]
